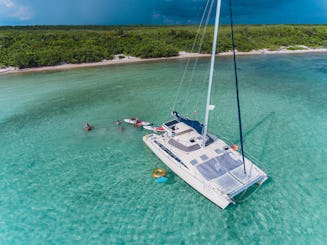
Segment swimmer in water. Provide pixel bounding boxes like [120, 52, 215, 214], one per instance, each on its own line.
[84, 122, 92, 131]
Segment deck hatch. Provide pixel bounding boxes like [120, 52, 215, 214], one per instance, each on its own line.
[190, 159, 198, 165]
[215, 149, 223, 154]
[200, 154, 209, 161]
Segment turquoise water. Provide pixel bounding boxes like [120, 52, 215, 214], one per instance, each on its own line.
[0, 53, 326, 244]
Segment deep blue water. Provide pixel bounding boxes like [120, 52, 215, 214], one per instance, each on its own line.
[0, 53, 326, 244]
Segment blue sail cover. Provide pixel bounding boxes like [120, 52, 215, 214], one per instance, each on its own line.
[172, 111, 204, 134]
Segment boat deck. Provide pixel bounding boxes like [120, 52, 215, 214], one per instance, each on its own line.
[156, 120, 267, 197]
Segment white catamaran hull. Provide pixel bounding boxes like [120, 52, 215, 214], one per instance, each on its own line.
[143, 118, 268, 209]
[143, 135, 232, 209]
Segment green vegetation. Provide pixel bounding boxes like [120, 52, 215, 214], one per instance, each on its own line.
[0, 25, 326, 69]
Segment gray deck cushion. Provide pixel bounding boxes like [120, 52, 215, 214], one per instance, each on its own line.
[168, 139, 200, 152]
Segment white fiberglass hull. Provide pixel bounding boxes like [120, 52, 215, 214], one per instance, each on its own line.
[143, 118, 268, 209]
[143, 135, 232, 209]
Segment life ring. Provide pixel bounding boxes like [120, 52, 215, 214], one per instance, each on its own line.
[152, 168, 166, 178]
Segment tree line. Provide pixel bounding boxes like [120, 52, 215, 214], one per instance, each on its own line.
[0, 25, 326, 69]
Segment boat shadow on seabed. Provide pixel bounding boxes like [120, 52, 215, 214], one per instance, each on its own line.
[232, 112, 276, 162]
[231, 112, 276, 205]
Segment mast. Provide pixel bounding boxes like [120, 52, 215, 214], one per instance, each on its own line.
[229, 0, 246, 174]
[202, 0, 222, 147]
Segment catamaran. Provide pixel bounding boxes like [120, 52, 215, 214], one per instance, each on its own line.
[143, 0, 268, 209]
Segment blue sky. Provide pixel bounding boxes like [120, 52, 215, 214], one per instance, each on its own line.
[0, 0, 326, 26]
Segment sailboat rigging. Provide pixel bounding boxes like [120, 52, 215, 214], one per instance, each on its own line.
[202, 0, 221, 149]
[143, 0, 268, 209]
[228, 0, 246, 174]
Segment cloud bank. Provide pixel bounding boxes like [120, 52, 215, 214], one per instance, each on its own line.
[0, 0, 32, 21]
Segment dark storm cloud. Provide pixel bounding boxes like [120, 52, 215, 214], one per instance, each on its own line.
[153, 0, 326, 24]
[0, 0, 326, 25]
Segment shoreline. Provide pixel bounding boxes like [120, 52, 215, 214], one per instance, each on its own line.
[1, 47, 327, 75]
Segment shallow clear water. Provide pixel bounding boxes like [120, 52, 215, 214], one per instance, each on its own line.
[0, 53, 326, 244]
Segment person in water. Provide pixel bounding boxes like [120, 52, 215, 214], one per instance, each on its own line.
[116, 120, 121, 125]
[84, 122, 92, 131]
[134, 120, 142, 128]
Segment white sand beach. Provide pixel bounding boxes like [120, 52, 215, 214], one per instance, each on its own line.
[1, 46, 327, 75]
[0, 66, 18, 74]
[219, 46, 327, 56]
